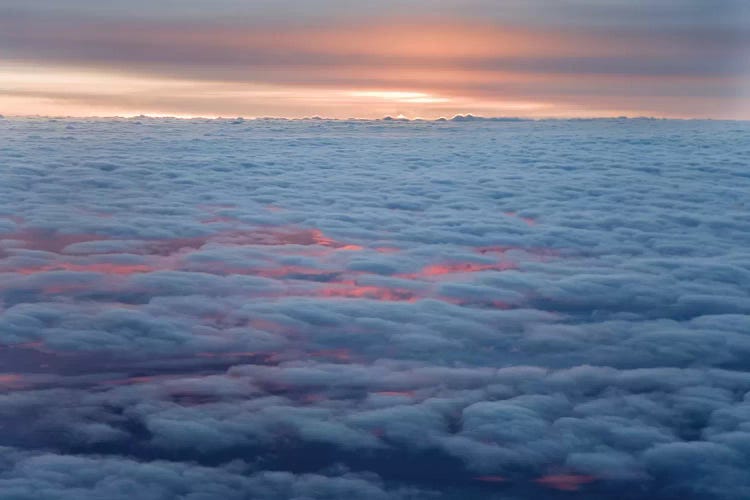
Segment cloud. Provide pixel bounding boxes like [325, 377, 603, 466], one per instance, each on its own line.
[0, 117, 749, 498]
[0, 447, 435, 500]
[1, 1, 748, 118]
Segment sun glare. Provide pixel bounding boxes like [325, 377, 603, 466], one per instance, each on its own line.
[348, 90, 450, 104]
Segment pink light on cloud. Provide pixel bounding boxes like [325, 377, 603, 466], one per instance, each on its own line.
[0, 224, 360, 257]
[0, 224, 364, 275]
[0, 223, 553, 314]
[474, 476, 508, 483]
[100, 373, 201, 387]
[196, 351, 263, 359]
[504, 212, 537, 226]
[309, 348, 353, 362]
[197, 226, 360, 251]
[374, 390, 415, 398]
[534, 474, 597, 491]
[317, 280, 418, 302]
[400, 260, 518, 280]
[0, 215, 25, 225]
[1, 229, 111, 254]
[0, 374, 26, 389]
[200, 215, 241, 225]
[394, 244, 561, 281]
[476, 246, 559, 260]
[374, 247, 401, 254]
[15, 262, 157, 276]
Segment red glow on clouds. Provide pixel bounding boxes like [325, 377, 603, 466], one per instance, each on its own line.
[402, 260, 518, 279]
[474, 476, 508, 483]
[198, 204, 236, 211]
[505, 212, 537, 226]
[248, 318, 294, 334]
[338, 244, 364, 251]
[534, 474, 596, 491]
[0, 374, 28, 389]
[40, 284, 92, 295]
[371, 428, 386, 438]
[201, 215, 240, 224]
[198, 202, 240, 224]
[0, 223, 558, 310]
[199, 227, 359, 251]
[0, 224, 363, 279]
[16, 262, 156, 276]
[75, 208, 113, 219]
[15, 342, 46, 351]
[101, 374, 194, 386]
[0, 215, 25, 225]
[196, 351, 260, 359]
[1, 229, 110, 254]
[300, 393, 327, 404]
[476, 246, 515, 255]
[310, 229, 336, 247]
[375, 247, 401, 254]
[440, 297, 512, 309]
[1, 224, 360, 257]
[374, 390, 415, 397]
[318, 280, 418, 302]
[309, 349, 353, 362]
[488, 300, 512, 309]
[205, 263, 335, 279]
[107, 375, 159, 385]
[477, 245, 558, 259]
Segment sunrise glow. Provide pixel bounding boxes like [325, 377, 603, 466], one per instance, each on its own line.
[1, 2, 749, 499]
[1, 2, 748, 119]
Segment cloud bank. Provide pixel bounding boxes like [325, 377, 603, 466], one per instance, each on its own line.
[0, 117, 749, 498]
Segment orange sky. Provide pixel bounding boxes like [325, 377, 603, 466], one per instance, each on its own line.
[1, 3, 748, 119]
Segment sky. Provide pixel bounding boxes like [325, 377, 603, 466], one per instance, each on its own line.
[1, 0, 750, 119]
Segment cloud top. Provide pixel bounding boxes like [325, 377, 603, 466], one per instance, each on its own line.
[0, 117, 749, 498]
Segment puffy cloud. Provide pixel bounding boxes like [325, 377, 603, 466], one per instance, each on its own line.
[0, 447, 434, 500]
[0, 117, 748, 498]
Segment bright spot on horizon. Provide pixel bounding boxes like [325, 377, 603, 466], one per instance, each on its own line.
[0, 1, 747, 118]
[348, 90, 451, 104]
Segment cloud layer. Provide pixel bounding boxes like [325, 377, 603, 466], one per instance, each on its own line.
[0, 117, 749, 498]
[1, 0, 749, 118]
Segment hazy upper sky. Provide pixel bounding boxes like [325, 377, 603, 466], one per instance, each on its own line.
[2, 0, 749, 119]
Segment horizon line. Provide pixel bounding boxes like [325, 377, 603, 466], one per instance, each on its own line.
[2, 113, 748, 123]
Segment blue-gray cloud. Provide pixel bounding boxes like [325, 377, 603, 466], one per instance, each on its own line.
[0, 117, 749, 498]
